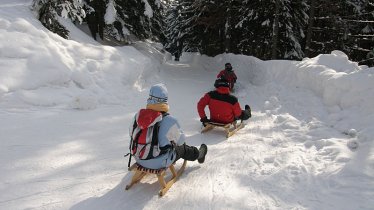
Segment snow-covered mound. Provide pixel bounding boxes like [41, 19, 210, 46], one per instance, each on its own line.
[250, 51, 373, 109]
[0, 3, 166, 109]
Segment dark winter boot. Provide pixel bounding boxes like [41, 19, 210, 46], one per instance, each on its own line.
[245, 105, 251, 118]
[197, 144, 208, 163]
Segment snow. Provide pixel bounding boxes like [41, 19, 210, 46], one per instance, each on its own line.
[104, 0, 116, 25]
[1, 1, 374, 210]
[142, 0, 153, 18]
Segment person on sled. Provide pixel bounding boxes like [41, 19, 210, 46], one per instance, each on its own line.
[129, 83, 208, 170]
[217, 62, 237, 91]
[197, 78, 251, 126]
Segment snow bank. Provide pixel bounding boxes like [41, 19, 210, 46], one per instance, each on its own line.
[259, 51, 374, 111]
[179, 50, 373, 118]
[177, 51, 374, 117]
[206, 51, 372, 118]
[0, 6, 161, 109]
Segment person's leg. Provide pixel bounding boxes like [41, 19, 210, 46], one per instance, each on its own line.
[175, 144, 199, 161]
[175, 144, 207, 163]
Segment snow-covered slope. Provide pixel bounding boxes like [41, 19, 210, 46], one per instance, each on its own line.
[1, 1, 373, 210]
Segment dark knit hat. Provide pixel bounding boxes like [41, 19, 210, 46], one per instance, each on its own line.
[214, 78, 229, 88]
[225, 63, 232, 71]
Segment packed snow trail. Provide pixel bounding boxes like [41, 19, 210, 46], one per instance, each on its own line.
[69, 52, 372, 210]
[1, 1, 374, 210]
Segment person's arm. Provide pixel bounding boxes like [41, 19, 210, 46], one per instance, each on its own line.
[233, 102, 242, 119]
[197, 93, 210, 119]
[233, 72, 237, 82]
[158, 116, 185, 154]
[217, 70, 224, 78]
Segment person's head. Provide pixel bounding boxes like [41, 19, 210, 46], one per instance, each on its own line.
[214, 78, 230, 89]
[147, 83, 169, 112]
[224, 63, 232, 71]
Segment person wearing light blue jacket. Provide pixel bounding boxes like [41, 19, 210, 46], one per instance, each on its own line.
[130, 83, 207, 170]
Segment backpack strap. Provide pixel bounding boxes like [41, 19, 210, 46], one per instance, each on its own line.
[127, 119, 138, 168]
[129, 119, 138, 151]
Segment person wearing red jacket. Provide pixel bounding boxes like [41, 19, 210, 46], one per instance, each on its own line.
[197, 78, 251, 126]
[217, 63, 237, 91]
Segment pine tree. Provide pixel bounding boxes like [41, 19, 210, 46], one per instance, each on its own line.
[236, 0, 276, 59]
[359, 0, 374, 66]
[147, 0, 167, 43]
[32, 0, 86, 39]
[115, 0, 149, 40]
[85, 0, 106, 40]
[308, 0, 347, 56]
[164, 0, 183, 57]
[32, 0, 371, 65]
[178, 0, 243, 56]
[192, 0, 224, 56]
[104, 0, 126, 42]
[83, 0, 167, 43]
[277, 0, 308, 60]
[307, 0, 373, 65]
[305, 0, 316, 57]
[235, 1, 260, 56]
[342, 0, 374, 65]
[178, 0, 203, 54]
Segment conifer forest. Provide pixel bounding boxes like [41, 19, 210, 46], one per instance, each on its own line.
[33, 0, 374, 66]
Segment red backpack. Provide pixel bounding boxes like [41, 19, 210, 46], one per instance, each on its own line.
[129, 109, 165, 160]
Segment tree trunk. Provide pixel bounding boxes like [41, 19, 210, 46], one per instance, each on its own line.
[271, 0, 280, 59]
[224, 0, 232, 53]
[305, 0, 316, 57]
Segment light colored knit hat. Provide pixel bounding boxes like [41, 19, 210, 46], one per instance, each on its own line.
[147, 83, 168, 104]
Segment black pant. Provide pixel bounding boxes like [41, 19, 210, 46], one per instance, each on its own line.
[175, 144, 199, 162]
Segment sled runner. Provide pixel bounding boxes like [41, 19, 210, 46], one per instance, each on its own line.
[201, 121, 244, 138]
[125, 160, 187, 196]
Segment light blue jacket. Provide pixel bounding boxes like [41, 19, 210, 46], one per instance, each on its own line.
[131, 114, 185, 169]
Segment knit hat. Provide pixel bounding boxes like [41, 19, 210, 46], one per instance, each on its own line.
[225, 63, 232, 71]
[214, 78, 230, 88]
[147, 83, 168, 105]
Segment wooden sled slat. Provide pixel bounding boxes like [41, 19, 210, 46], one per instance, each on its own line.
[159, 159, 187, 196]
[128, 163, 137, 171]
[226, 123, 244, 138]
[125, 160, 187, 196]
[201, 121, 244, 138]
[125, 170, 146, 190]
[201, 123, 215, 133]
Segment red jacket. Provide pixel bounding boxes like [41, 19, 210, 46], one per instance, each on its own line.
[197, 87, 242, 124]
[217, 70, 237, 90]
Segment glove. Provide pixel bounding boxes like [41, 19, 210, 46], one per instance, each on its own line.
[200, 117, 210, 127]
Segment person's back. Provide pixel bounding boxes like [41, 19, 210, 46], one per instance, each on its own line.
[130, 110, 183, 169]
[130, 83, 208, 170]
[217, 63, 237, 91]
[199, 87, 241, 124]
[197, 79, 251, 125]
